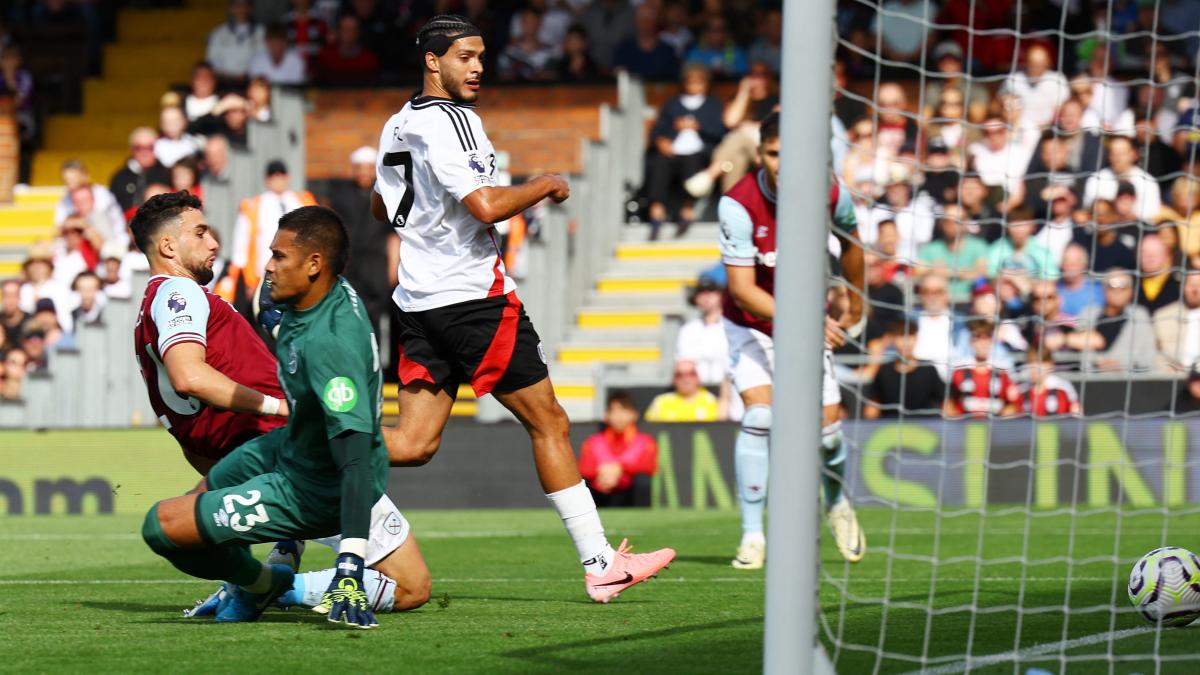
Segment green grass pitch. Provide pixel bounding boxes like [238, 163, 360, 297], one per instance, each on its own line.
[3, 509, 1200, 673]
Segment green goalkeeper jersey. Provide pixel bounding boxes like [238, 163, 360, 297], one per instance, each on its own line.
[275, 277, 387, 499]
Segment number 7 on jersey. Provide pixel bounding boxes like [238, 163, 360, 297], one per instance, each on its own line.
[383, 151, 414, 228]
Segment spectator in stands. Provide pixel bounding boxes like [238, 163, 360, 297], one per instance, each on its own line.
[343, 0, 394, 61]
[185, 62, 220, 121]
[863, 321, 944, 419]
[685, 14, 747, 78]
[644, 359, 719, 422]
[920, 137, 962, 204]
[18, 243, 69, 330]
[29, 297, 66, 348]
[557, 25, 599, 81]
[1057, 243, 1104, 318]
[202, 134, 231, 183]
[1, 278, 29, 349]
[1137, 234, 1181, 315]
[154, 106, 202, 170]
[674, 277, 731, 417]
[20, 326, 48, 372]
[206, 0, 264, 83]
[314, 14, 380, 85]
[1073, 200, 1137, 273]
[1153, 270, 1200, 373]
[917, 203, 988, 304]
[1003, 43, 1070, 129]
[578, 390, 658, 507]
[923, 41, 989, 125]
[913, 272, 955, 379]
[1074, 269, 1157, 372]
[249, 22, 306, 85]
[70, 270, 104, 327]
[1031, 185, 1078, 264]
[684, 62, 778, 198]
[946, 320, 1022, 418]
[1024, 138, 1081, 218]
[55, 160, 124, 232]
[746, 9, 782, 74]
[968, 118, 1028, 213]
[1020, 277, 1076, 354]
[509, 0, 571, 53]
[245, 76, 272, 122]
[868, 169, 934, 263]
[925, 90, 975, 163]
[873, 82, 918, 158]
[1080, 44, 1129, 133]
[52, 215, 98, 292]
[863, 251, 905, 345]
[658, 1, 692, 59]
[189, 94, 251, 149]
[97, 240, 133, 301]
[613, 4, 679, 83]
[1159, 177, 1200, 264]
[284, 0, 328, 63]
[69, 183, 126, 250]
[1133, 114, 1180, 194]
[987, 208, 1059, 279]
[110, 127, 171, 212]
[219, 160, 316, 310]
[0, 45, 33, 182]
[1173, 367, 1200, 415]
[1037, 99, 1104, 178]
[579, 0, 635, 73]
[1084, 136, 1162, 223]
[1021, 345, 1080, 417]
[326, 146, 397, 337]
[170, 158, 202, 200]
[871, 0, 931, 65]
[644, 63, 725, 240]
[498, 10, 558, 82]
[1, 347, 27, 400]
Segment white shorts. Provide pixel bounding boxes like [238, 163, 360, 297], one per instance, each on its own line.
[723, 318, 840, 407]
[314, 493, 411, 567]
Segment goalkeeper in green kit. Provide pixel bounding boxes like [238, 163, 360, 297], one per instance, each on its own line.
[142, 205, 388, 629]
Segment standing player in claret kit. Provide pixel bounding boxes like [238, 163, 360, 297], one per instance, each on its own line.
[719, 111, 867, 570]
[370, 14, 674, 603]
[131, 194, 430, 623]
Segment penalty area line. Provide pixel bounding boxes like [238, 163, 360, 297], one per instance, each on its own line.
[904, 626, 1156, 675]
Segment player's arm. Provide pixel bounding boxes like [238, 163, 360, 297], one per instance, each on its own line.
[163, 343, 286, 416]
[460, 176, 570, 224]
[832, 183, 865, 330]
[719, 196, 775, 320]
[153, 279, 285, 417]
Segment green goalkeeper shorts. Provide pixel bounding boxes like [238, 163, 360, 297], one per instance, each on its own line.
[196, 429, 340, 546]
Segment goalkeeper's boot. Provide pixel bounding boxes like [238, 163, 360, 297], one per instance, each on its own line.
[266, 540, 305, 572]
[215, 564, 296, 623]
[731, 539, 765, 570]
[826, 496, 866, 563]
[585, 538, 676, 604]
[183, 586, 226, 618]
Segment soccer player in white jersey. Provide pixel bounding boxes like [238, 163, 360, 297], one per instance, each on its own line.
[370, 15, 674, 603]
[719, 113, 867, 569]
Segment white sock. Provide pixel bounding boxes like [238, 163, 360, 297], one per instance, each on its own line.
[740, 531, 766, 547]
[241, 563, 273, 593]
[546, 480, 615, 575]
[284, 568, 397, 612]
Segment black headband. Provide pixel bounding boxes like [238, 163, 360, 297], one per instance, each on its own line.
[418, 28, 482, 57]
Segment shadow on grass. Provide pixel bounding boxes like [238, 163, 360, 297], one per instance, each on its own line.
[672, 555, 751, 568]
[501, 616, 761, 669]
[449, 594, 633, 605]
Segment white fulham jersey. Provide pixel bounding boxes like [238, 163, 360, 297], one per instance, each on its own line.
[375, 94, 515, 312]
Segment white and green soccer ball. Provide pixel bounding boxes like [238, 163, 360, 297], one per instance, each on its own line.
[1127, 547, 1200, 627]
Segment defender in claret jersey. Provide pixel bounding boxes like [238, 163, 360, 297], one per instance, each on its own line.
[370, 14, 674, 603]
[138, 204, 408, 629]
[719, 112, 867, 569]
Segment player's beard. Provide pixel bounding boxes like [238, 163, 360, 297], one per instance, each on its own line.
[441, 72, 477, 104]
[186, 259, 214, 285]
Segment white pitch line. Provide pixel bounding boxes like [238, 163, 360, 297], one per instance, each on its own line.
[903, 627, 1155, 675]
[0, 577, 766, 586]
[0, 530, 573, 541]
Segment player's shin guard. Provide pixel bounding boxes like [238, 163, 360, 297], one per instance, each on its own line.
[280, 568, 398, 612]
[141, 504, 262, 586]
[821, 421, 848, 508]
[735, 405, 772, 538]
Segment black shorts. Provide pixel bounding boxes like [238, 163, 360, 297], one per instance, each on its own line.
[395, 291, 549, 398]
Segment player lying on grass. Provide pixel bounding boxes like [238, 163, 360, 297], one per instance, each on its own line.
[134, 198, 423, 627]
[720, 112, 867, 569]
[369, 14, 674, 602]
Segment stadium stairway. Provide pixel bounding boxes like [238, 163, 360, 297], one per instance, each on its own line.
[29, 1, 224, 187]
[0, 187, 63, 277]
[545, 222, 721, 420]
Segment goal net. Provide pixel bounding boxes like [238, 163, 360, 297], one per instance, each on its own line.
[823, 0, 1200, 671]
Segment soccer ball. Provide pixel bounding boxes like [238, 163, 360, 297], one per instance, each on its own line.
[1127, 547, 1200, 626]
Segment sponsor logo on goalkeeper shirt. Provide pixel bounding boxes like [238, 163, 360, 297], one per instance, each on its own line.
[323, 377, 358, 412]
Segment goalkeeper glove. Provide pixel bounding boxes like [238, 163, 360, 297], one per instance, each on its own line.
[315, 552, 378, 629]
[256, 278, 283, 338]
